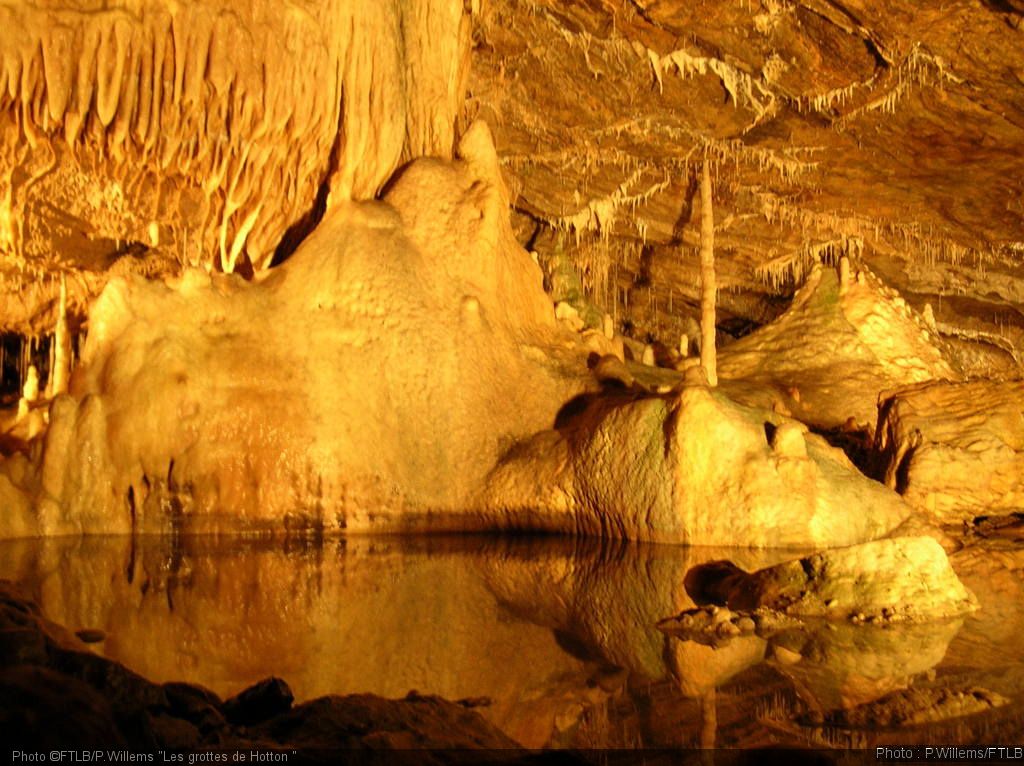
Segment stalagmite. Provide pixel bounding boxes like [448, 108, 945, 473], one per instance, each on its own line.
[699, 161, 717, 387]
[923, 302, 937, 330]
[0, 1, 1023, 753]
[16, 364, 38, 420]
[642, 344, 655, 366]
[838, 254, 851, 295]
[44, 276, 71, 398]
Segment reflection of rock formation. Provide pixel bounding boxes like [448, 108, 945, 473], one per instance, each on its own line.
[825, 684, 1008, 729]
[656, 540, 974, 739]
[767, 619, 965, 714]
[945, 539, 1024, 695]
[0, 536, 616, 748]
[0, 532, 1006, 747]
[685, 537, 978, 622]
[0, 581, 520, 752]
[0, 535, 802, 747]
[479, 538, 792, 681]
[657, 608, 965, 744]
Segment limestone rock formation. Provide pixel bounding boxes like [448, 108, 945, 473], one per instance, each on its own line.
[0, 1, 1019, 548]
[0, 0, 473, 331]
[0, 122, 590, 537]
[0, 122, 936, 546]
[717, 262, 958, 429]
[873, 380, 1024, 520]
[0, 0, 1019, 753]
[473, 0, 1024, 368]
[483, 384, 909, 546]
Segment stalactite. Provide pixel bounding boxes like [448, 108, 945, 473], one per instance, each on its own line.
[699, 161, 717, 387]
[548, 169, 671, 241]
[0, 0, 474, 273]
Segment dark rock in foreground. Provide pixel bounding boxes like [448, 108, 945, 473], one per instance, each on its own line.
[0, 580, 522, 757]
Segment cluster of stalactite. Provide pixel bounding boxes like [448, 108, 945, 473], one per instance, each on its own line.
[1, 277, 77, 408]
[0, 333, 82, 399]
[0, 0, 473, 282]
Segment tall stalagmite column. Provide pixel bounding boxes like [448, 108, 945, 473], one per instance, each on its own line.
[51, 275, 71, 397]
[699, 161, 717, 387]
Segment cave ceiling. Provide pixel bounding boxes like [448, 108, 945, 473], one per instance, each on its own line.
[470, 0, 1024, 360]
[0, 0, 1022, 367]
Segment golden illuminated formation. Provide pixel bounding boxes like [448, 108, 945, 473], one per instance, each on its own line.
[0, 0, 1022, 755]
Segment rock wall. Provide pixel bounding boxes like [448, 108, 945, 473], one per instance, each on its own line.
[873, 380, 1024, 519]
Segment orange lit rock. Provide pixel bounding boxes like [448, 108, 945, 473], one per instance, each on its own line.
[874, 380, 1024, 519]
[0, 123, 584, 537]
[0, 0, 474, 331]
[717, 263, 958, 429]
[483, 384, 910, 547]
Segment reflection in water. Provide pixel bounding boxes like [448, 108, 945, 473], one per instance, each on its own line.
[0, 535, 1020, 748]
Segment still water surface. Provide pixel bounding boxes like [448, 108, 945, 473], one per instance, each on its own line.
[0, 534, 1021, 748]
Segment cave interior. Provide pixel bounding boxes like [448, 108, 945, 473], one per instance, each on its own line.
[1, 0, 1024, 756]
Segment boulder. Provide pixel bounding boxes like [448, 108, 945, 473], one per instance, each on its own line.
[484, 385, 910, 546]
[873, 380, 1024, 519]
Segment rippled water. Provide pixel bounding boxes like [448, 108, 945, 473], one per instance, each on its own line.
[1, 534, 1022, 749]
